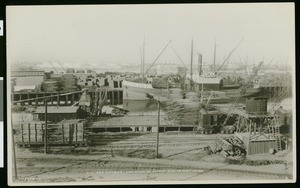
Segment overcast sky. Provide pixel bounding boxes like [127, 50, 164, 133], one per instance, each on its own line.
[6, 3, 295, 68]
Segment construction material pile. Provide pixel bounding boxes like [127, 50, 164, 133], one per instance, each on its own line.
[19, 122, 44, 143]
[47, 123, 84, 144]
[41, 80, 61, 92]
[61, 74, 78, 92]
[152, 77, 168, 89]
[41, 74, 79, 92]
[17, 121, 85, 146]
[162, 88, 200, 125]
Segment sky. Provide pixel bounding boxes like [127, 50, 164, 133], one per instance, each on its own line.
[6, 3, 295, 69]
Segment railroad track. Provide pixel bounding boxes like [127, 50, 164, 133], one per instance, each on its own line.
[17, 156, 292, 181]
[91, 141, 211, 150]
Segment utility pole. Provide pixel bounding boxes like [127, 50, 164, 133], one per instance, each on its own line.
[11, 114, 18, 179]
[190, 38, 194, 79]
[44, 99, 48, 154]
[156, 100, 160, 158]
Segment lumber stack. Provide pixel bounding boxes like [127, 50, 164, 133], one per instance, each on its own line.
[20, 122, 44, 143]
[61, 74, 78, 92]
[18, 122, 85, 145]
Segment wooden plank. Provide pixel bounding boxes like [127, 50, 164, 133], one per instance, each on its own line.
[21, 123, 24, 143]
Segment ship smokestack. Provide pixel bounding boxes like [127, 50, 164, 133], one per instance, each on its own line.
[198, 53, 203, 75]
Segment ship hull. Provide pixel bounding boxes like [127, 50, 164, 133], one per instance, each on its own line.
[122, 80, 163, 100]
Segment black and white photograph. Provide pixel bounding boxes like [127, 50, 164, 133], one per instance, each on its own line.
[6, 3, 296, 185]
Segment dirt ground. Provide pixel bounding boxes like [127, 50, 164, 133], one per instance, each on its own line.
[10, 132, 294, 185]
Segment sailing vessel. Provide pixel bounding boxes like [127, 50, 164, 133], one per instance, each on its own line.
[122, 39, 171, 101]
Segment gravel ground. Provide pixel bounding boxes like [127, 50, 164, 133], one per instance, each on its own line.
[9, 132, 295, 185]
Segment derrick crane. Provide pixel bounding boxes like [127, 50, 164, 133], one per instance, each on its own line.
[222, 61, 264, 126]
[145, 40, 172, 75]
[57, 60, 66, 72]
[215, 38, 244, 74]
[48, 61, 58, 73]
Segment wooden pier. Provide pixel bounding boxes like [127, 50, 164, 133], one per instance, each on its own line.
[12, 88, 123, 106]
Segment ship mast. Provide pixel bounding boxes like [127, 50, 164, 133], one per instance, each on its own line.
[190, 38, 194, 84]
[142, 37, 145, 83]
[213, 38, 216, 73]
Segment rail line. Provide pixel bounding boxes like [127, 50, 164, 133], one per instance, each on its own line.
[92, 141, 211, 150]
[17, 156, 292, 181]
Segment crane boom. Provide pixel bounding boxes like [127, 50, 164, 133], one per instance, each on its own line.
[222, 61, 264, 126]
[145, 40, 172, 75]
[57, 60, 66, 72]
[216, 38, 244, 73]
[48, 61, 58, 73]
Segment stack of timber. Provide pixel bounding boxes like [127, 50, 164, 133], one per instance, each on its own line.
[152, 77, 168, 89]
[163, 100, 199, 125]
[41, 75, 62, 92]
[17, 121, 86, 146]
[61, 74, 78, 92]
[47, 124, 62, 143]
[20, 122, 44, 144]
[168, 88, 183, 99]
[41, 80, 61, 92]
[161, 88, 200, 125]
[185, 91, 199, 101]
[49, 122, 85, 144]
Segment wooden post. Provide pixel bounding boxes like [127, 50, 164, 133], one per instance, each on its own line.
[71, 93, 74, 104]
[156, 101, 160, 158]
[51, 93, 54, 106]
[119, 90, 122, 104]
[43, 92, 45, 105]
[65, 94, 68, 105]
[35, 92, 38, 107]
[75, 123, 78, 143]
[28, 123, 30, 143]
[34, 123, 37, 143]
[44, 99, 48, 154]
[91, 92, 94, 105]
[57, 92, 60, 106]
[62, 124, 64, 143]
[21, 123, 24, 143]
[27, 92, 31, 105]
[11, 114, 18, 179]
[82, 123, 85, 142]
[112, 91, 115, 105]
